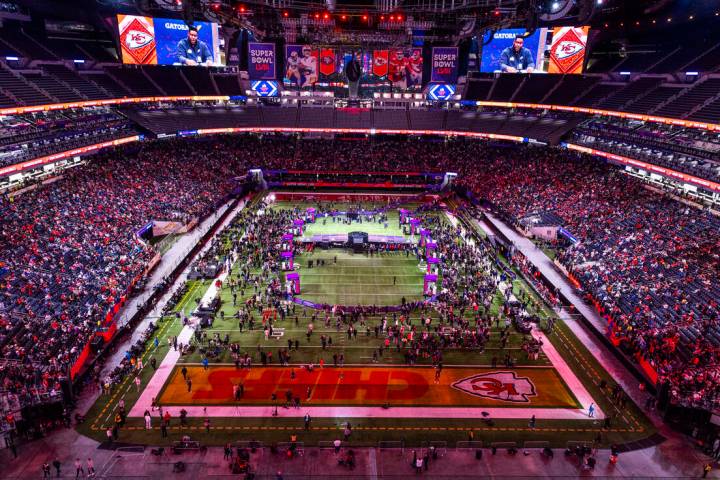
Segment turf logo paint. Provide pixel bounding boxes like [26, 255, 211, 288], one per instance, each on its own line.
[451, 371, 537, 403]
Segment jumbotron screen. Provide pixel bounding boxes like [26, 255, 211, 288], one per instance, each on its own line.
[481, 26, 590, 74]
[117, 14, 222, 66]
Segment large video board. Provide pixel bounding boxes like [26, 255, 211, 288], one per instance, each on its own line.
[117, 15, 221, 66]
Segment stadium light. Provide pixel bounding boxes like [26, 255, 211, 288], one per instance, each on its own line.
[5, 56, 19, 61]
[73, 59, 85, 64]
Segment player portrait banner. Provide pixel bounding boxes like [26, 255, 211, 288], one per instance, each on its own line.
[372, 50, 389, 77]
[247, 42, 276, 80]
[285, 45, 319, 87]
[388, 48, 423, 89]
[548, 26, 590, 74]
[117, 14, 157, 65]
[319, 48, 336, 77]
[431, 46, 459, 83]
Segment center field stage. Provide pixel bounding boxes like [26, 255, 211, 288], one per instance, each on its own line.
[291, 251, 427, 306]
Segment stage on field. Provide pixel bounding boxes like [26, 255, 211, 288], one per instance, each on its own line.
[156, 365, 580, 408]
[290, 251, 427, 306]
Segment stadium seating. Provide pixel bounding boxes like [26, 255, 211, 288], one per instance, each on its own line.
[41, 65, 110, 101]
[623, 85, 684, 114]
[542, 75, 598, 105]
[0, 28, 57, 60]
[20, 71, 82, 103]
[511, 74, 563, 103]
[487, 74, 525, 101]
[654, 78, 720, 118]
[180, 67, 218, 95]
[596, 77, 663, 110]
[689, 96, 720, 123]
[104, 67, 164, 96]
[463, 79, 493, 101]
[0, 108, 138, 167]
[143, 66, 195, 96]
[212, 74, 244, 96]
[84, 72, 131, 98]
[0, 65, 54, 106]
[573, 83, 619, 107]
[613, 47, 675, 73]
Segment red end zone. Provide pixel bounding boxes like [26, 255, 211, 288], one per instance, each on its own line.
[158, 366, 579, 408]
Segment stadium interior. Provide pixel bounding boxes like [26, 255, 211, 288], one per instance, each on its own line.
[1, 0, 720, 478]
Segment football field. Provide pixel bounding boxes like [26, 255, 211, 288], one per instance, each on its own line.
[79, 194, 654, 448]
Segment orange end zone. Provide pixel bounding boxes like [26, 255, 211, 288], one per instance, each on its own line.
[157, 366, 580, 408]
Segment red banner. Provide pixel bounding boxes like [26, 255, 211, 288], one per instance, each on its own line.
[319, 48, 336, 76]
[373, 50, 389, 77]
[70, 342, 92, 380]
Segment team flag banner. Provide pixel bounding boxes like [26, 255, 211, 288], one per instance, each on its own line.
[431, 46, 459, 83]
[285, 45, 319, 87]
[548, 26, 590, 74]
[319, 48, 337, 77]
[118, 15, 157, 65]
[247, 42, 276, 80]
[372, 50, 389, 77]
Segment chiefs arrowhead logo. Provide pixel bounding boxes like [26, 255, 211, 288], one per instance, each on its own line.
[554, 40, 583, 60]
[125, 29, 153, 49]
[549, 27, 587, 74]
[451, 371, 537, 403]
[119, 17, 156, 65]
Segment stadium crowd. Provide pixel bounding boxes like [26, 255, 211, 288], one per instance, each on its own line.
[0, 138, 244, 411]
[451, 144, 720, 410]
[1, 134, 719, 419]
